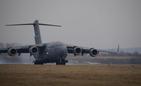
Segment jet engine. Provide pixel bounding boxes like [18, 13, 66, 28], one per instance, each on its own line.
[29, 46, 39, 55]
[8, 48, 17, 56]
[74, 47, 82, 56]
[89, 48, 99, 57]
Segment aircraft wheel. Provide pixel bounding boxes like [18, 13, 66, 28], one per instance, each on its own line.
[56, 58, 66, 65]
[34, 60, 43, 65]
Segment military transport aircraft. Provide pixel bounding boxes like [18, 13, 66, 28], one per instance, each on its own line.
[0, 20, 99, 65]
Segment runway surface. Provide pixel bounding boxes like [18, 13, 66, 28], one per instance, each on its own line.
[0, 55, 141, 64]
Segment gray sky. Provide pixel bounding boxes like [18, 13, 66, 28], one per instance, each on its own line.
[0, 0, 141, 49]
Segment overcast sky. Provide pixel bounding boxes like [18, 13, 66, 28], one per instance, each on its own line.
[0, 0, 141, 49]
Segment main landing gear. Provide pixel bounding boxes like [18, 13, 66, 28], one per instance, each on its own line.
[33, 58, 68, 65]
[34, 60, 43, 65]
[56, 58, 68, 65]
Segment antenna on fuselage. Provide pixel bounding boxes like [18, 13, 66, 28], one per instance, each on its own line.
[6, 20, 61, 44]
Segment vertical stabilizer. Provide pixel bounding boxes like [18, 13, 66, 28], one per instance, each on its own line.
[33, 20, 42, 44]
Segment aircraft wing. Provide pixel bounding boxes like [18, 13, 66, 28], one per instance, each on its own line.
[0, 43, 118, 57]
[98, 49, 118, 54]
[67, 45, 119, 57]
[67, 45, 99, 57]
[0, 44, 46, 56]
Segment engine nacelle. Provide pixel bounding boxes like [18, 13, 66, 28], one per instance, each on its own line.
[8, 48, 17, 56]
[89, 48, 99, 57]
[29, 46, 39, 55]
[74, 47, 82, 55]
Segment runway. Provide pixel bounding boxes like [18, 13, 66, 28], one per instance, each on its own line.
[0, 54, 141, 64]
[67, 55, 141, 64]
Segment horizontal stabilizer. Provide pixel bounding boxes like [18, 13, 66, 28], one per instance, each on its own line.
[5, 23, 33, 26]
[6, 23, 61, 27]
[38, 23, 61, 27]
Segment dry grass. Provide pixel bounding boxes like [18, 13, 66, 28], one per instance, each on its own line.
[0, 64, 141, 86]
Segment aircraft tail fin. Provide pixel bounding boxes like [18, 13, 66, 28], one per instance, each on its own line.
[5, 20, 61, 44]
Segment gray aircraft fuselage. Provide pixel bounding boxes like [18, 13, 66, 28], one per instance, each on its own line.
[38, 42, 68, 63]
